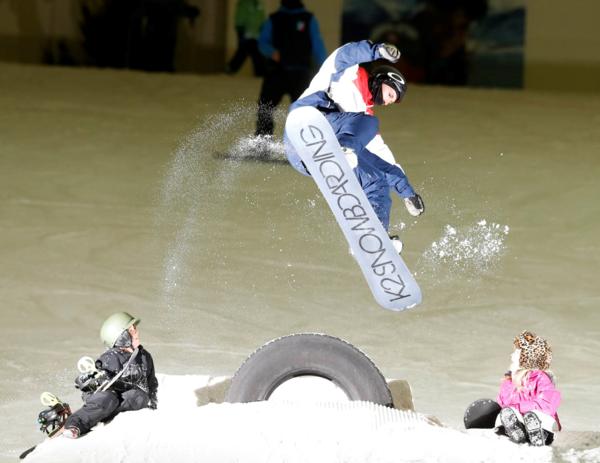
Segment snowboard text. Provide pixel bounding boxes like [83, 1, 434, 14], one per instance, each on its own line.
[299, 124, 409, 301]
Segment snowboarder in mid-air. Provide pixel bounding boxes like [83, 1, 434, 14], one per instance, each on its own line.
[284, 40, 424, 253]
[61, 311, 158, 439]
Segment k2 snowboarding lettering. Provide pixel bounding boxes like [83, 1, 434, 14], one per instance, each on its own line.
[299, 124, 409, 301]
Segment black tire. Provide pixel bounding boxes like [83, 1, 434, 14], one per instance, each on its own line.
[225, 333, 393, 407]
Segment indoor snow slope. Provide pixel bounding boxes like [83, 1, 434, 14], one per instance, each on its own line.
[22, 375, 600, 463]
[1, 62, 599, 462]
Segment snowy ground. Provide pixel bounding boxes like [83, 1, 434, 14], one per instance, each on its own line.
[21, 374, 600, 463]
[2, 62, 600, 462]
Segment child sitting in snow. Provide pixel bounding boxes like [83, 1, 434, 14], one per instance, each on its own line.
[496, 330, 561, 446]
[62, 312, 158, 439]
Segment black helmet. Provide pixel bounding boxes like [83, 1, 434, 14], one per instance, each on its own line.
[369, 65, 407, 105]
[38, 402, 72, 437]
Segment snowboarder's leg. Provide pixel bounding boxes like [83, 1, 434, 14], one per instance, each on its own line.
[256, 69, 285, 136]
[64, 390, 120, 436]
[324, 113, 393, 231]
[287, 69, 313, 102]
[227, 28, 249, 73]
[248, 39, 265, 76]
[354, 163, 392, 230]
[285, 109, 395, 233]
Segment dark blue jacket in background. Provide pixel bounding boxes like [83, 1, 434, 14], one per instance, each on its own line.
[258, 5, 326, 70]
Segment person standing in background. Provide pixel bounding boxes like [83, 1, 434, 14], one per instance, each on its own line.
[255, 0, 326, 136]
[226, 0, 266, 76]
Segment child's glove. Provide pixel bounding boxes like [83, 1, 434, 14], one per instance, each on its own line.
[404, 194, 425, 216]
[378, 43, 401, 63]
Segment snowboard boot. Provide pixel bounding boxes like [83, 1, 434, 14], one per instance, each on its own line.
[389, 235, 403, 254]
[523, 411, 547, 446]
[499, 407, 526, 444]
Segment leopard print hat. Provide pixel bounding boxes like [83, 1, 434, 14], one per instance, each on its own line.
[513, 330, 552, 370]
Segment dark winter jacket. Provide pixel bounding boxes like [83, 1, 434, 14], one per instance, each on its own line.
[96, 345, 158, 399]
[258, 3, 326, 70]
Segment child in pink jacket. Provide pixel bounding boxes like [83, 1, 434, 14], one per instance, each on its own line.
[496, 330, 561, 446]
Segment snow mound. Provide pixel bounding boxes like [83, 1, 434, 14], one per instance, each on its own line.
[21, 375, 594, 463]
[25, 400, 555, 463]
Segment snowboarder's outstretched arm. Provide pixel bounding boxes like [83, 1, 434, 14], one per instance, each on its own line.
[303, 40, 400, 96]
[331, 40, 398, 71]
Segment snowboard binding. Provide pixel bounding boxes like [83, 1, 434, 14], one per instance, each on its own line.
[38, 392, 71, 437]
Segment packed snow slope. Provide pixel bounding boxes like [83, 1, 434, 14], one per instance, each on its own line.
[23, 375, 600, 463]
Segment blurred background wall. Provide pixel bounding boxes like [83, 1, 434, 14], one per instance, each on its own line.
[525, 0, 600, 92]
[0, 0, 598, 92]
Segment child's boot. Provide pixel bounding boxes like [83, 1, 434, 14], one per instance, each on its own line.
[499, 407, 526, 444]
[523, 411, 547, 446]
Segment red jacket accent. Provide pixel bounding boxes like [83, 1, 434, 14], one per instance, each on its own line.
[353, 67, 374, 115]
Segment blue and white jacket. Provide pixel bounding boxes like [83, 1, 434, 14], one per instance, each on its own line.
[287, 40, 414, 198]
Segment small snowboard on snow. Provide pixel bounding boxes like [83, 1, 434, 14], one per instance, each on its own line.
[19, 392, 71, 459]
[285, 106, 422, 311]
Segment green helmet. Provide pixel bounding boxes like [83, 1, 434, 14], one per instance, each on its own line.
[100, 312, 140, 347]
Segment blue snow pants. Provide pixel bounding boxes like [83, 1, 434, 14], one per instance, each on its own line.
[323, 112, 393, 230]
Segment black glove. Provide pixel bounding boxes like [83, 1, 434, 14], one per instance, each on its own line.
[149, 394, 158, 410]
[404, 194, 425, 217]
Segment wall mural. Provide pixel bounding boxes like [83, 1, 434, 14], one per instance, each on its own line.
[342, 0, 525, 88]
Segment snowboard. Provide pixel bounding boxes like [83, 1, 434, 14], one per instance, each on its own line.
[19, 392, 71, 459]
[284, 106, 422, 311]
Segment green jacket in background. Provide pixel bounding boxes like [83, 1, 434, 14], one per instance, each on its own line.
[234, 0, 266, 39]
